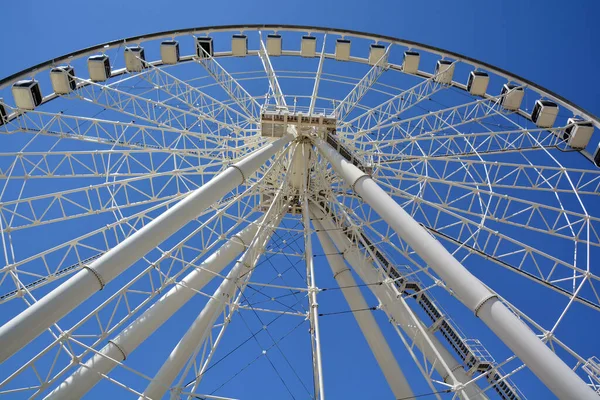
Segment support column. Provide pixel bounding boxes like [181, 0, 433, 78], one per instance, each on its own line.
[142, 185, 289, 400]
[44, 221, 261, 400]
[0, 134, 293, 364]
[313, 137, 597, 400]
[312, 206, 484, 400]
[300, 142, 326, 400]
[313, 217, 414, 400]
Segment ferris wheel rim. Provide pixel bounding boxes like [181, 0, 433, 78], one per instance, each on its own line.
[1, 23, 598, 127]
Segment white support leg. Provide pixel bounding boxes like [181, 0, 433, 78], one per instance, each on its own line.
[312, 136, 597, 400]
[312, 217, 414, 399]
[0, 134, 293, 364]
[311, 206, 484, 400]
[300, 143, 326, 400]
[43, 220, 262, 400]
[141, 179, 290, 400]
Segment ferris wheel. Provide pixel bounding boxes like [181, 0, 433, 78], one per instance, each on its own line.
[0, 24, 599, 399]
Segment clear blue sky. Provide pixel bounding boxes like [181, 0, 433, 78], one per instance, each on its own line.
[1, 1, 599, 399]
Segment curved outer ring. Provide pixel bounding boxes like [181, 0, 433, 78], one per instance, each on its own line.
[1, 24, 598, 128]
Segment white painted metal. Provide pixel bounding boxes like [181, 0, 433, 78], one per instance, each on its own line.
[308, 34, 327, 115]
[0, 134, 292, 364]
[300, 142, 326, 400]
[312, 136, 598, 400]
[312, 217, 414, 399]
[1, 26, 599, 400]
[142, 182, 288, 400]
[44, 222, 260, 399]
[259, 31, 286, 107]
[310, 205, 486, 400]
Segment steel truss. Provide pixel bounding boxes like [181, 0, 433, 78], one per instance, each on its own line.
[0, 25, 599, 400]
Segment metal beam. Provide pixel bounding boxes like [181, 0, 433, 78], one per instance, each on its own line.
[43, 221, 260, 399]
[141, 182, 289, 400]
[311, 205, 484, 400]
[312, 136, 597, 400]
[312, 217, 414, 399]
[0, 134, 293, 364]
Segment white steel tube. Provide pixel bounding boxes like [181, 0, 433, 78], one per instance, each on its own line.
[312, 217, 414, 399]
[300, 143, 326, 400]
[313, 137, 597, 400]
[142, 189, 288, 399]
[311, 207, 484, 400]
[43, 222, 260, 400]
[0, 134, 293, 364]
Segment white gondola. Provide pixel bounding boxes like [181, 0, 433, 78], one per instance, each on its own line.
[499, 84, 524, 111]
[434, 60, 455, 84]
[160, 40, 180, 65]
[335, 39, 351, 61]
[563, 118, 594, 149]
[0, 100, 6, 126]
[466, 71, 489, 96]
[50, 66, 77, 94]
[531, 100, 558, 128]
[231, 34, 248, 57]
[266, 34, 282, 56]
[12, 80, 42, 110]
[87, 55, 111, 82]
[196, 37, 213, 57]
[301, 35, 316, 57]
[368, 44, 386, 66]
[124, 46, 146, 72]
[402, 51, 420, 74]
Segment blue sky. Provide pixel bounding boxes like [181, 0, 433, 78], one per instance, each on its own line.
[1, 1, 600, 399]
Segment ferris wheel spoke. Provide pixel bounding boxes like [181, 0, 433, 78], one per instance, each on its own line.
[369, 124, 567, 159]
[381, 188, 600, 310]
[194, 53, 261, 120]
[0, 166, 216, 235]
[258, 31, 287, 108]
[346, 92, 510, 146]
[374, 170, 600, 246]
[0, 148, 224, 181]
[1, 194, 257, 398]
[333, 45, 390, 122]
[70, 77, 249, 136]
[375, 155, 600, 196]
[139, 64, 255, 126]
[0, 106, 242, 155]
[308, 34, 327, 115]
[339, 67, 450, 135]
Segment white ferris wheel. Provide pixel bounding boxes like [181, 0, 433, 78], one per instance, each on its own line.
[0, 25, 599, 400]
